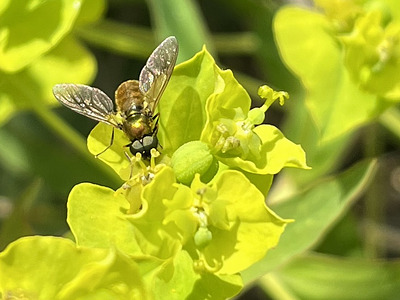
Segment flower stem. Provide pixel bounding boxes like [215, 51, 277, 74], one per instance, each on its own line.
[33, 105, 121, 185]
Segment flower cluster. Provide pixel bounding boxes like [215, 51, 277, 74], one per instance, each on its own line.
[273, 0, 400, 143]
[0, 47, 308, 299]
[316, 0, 400, 99]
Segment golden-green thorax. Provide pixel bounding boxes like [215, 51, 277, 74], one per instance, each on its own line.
[122, 113, 154, 141]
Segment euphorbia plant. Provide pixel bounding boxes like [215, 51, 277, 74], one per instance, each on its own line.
[0, 46, 308, 299]
[274, 0, 400, 143]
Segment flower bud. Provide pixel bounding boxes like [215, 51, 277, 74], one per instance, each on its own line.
[171, 141, 219, 185]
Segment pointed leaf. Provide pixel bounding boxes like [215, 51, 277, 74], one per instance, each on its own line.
[242, 159, 377, 283]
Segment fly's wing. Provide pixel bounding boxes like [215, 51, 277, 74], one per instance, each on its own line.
[53, 84, 120, 128]
[139, 36, 179, 113]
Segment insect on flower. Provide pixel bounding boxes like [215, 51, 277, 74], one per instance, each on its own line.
[52, 36, 179, 158]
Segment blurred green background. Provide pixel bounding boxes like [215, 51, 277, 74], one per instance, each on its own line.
[1, 0, 400, 299]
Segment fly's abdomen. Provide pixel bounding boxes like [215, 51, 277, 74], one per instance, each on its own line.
[115, 80, 144, 114]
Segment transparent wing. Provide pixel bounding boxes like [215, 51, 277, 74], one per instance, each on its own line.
[53, 84, 119, 127]
[139, 36, 179, 113]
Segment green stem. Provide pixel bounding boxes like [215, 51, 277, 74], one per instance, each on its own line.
[379, 107, 400, 141]
[4, 72, 120, 185]
[363, 123, 384, 258]
[77, 20, 259, 57]
[33, 105, 121, 185]
[213, 32, 259, 55]
[76, 21, 155, 59]
[259, 273, 300, 300]
[33, 107, 87, 157]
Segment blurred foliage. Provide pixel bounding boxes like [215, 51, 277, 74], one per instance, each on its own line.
[0, 0, 400, 299]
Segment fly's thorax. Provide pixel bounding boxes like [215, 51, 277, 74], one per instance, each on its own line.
[115, 80, 146, 114]
[122, 112, 154, 141]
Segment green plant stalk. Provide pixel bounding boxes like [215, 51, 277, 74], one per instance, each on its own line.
[33, 105, 121, 185]
[77, 20, 259, 58]
[379, 107, 400, 140]
[0, 178, 43, 249]
[363, 123, 384, 258]
[2, 64, 121, 185]
[212, 32, 260, 55]
[76, 21, 155, 59]
[147, 0, 214, 60]
[258, 273, 300, 300]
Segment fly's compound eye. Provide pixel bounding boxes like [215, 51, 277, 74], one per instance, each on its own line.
[142, 136, 158, 153]
[130, 136, 159, 157]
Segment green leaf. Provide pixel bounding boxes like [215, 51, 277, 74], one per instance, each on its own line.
[68, 167, 186, 259]
[253, 124, 309, 174]
[282, 95, 355, 185]
[274, 6, 389, 143]
[242, 171, 273, 198]
[29, 36, 96, 105]
[67, 182, 143, 255]
[0, 36, 96, 111]
[381, 0, 400, 21]
[75, 0, 105, 26]
[153, 251, 199, 300]
[162, 86, 204, 155]
[274, 253, 400, 300]
[193, 170, 291, 275]
[214, 124, 309, 174]
[87, 122, 131, 179]
[158, 47, 216, 155]
[188, 272, 243, 300]
[0, 0, 10, 15]
[0, 236, 147, 299]
[0, 0, 81, 72]
[0, 95, 16, 126]
[153, 251, 243, 300]
[242, 159, 377, 283]
[127, 167, 185, 259]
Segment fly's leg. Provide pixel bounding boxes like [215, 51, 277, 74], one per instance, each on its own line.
[152, 113, 160, 134]
[151, 113, 162, 150]
[95, 127, 115, 158]
[124, 151, 134, 179]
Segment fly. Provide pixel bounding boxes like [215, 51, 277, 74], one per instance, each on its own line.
[52, 36, 179, 158]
